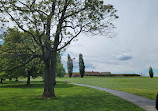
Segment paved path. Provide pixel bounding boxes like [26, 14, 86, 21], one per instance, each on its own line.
[72, 83, 156, 111]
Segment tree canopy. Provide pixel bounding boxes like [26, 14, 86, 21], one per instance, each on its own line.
[0, 28, 44, 84]
[0, 28, 65, 84]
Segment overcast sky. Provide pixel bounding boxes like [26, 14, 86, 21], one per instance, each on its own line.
[0, 0, 158, 75]
[62, 0, 158, 75]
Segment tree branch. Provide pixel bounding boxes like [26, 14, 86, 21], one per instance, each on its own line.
[57, 26, 82, 51]
[64, 7, 86, 19]
[0, 55, 39, 71]
[17, 0, 48, 16]
[54, 0, 69, 50]
[5, 10, 47, 49]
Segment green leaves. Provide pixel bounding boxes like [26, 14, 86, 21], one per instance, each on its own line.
[0, 27, 43, 80]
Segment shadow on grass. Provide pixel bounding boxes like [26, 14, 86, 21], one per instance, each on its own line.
[0, 81, 74, 89]
[0, 83, 44, 88]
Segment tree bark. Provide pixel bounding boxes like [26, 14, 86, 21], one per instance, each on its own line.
[43, 51, 57, 98]
[42, 1, 65, 98]
[26, 72, 31, 85]
[42, 11, 56, 98]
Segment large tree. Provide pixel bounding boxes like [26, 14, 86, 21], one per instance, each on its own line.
[0, 0, 118, 98]
[0, 28, 65, 84]
[0, 28, 43, 85]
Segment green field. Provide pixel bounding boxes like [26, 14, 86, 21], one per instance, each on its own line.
[57, 76, 158, 100]
[0, 80, 144, 111]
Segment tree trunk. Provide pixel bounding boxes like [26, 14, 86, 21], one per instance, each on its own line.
[26, 72, 31, 85]
[0, 79, 3, 84]
[43, 50, 57, 98]
[42, 3, 59, 97]
[15, 77, 18, 82]
[9, 78, 12, 81]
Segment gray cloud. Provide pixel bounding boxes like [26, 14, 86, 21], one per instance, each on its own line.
[85, 63, 96, 69]
[118, 55, 133, 61]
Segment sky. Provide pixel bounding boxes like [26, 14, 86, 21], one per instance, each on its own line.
[0, 0, 158, 76]
[61, 0, 158, 76]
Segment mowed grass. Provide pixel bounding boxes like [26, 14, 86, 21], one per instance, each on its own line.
[57, 77, 158, 100]
[0, 80, 144, 111]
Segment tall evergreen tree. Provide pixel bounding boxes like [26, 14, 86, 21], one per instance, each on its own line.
[79, 53, 85, 78]
[67, 54, 73, 78]
[149, 66, 154, 78]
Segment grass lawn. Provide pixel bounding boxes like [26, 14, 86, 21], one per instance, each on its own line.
[57, 76, 158, 100]
[0, 80, 144, 111]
